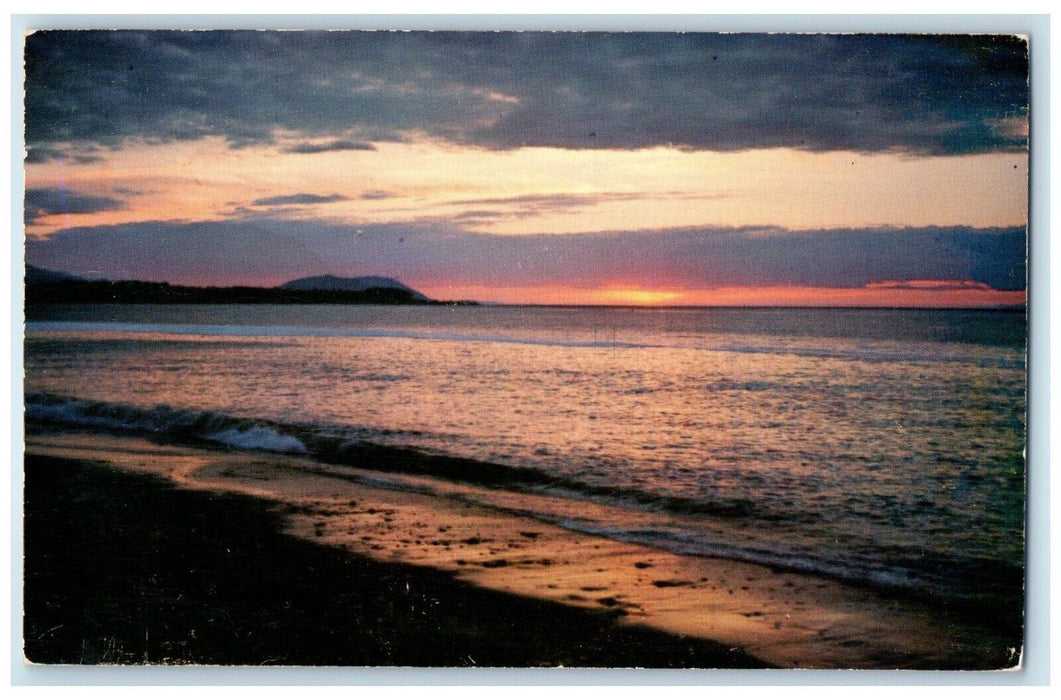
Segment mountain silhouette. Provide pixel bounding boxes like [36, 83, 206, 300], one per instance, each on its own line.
[279, 275, 429, 301]
[24, 267, 451, 305]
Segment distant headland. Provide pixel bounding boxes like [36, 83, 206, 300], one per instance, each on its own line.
[25, 266, 477, 306]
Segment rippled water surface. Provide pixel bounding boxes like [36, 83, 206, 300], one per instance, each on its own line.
[24, 304, 1026, 612]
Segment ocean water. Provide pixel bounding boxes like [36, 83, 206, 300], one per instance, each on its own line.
[23, 304, 1026, 620]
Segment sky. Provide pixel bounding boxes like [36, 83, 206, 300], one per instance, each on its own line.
[23, 31, 1029, 306]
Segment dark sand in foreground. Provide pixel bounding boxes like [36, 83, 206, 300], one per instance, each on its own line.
[22, 432, 1021, 669]
[24, 452, 767, 667]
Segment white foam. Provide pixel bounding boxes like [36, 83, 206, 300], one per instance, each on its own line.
[205, 426, 308, 454]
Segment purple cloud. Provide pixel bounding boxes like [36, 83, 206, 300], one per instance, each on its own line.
[25, 188, 124, 224]
[284, 140, 377, 154]
[26, 219, 1026, 292]
[251, 193, 348, 206]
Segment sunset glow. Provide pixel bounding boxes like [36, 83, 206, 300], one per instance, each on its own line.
[23, 139, 1028, 239]
[421, 283, 1026, 308]
[24, 31, 1028, 307]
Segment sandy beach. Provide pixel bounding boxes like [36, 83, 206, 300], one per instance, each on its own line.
[23, 431, 1020, 669]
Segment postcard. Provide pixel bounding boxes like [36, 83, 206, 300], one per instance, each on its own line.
[22, 29, 1028, 670]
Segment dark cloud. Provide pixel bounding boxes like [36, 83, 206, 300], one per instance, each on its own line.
[27, 219, 1026, 293]
[24, 187, 124, 223]
[24, 145, 65, 163]
[360, 190, 395, 200]
[284, 139, 376, 154]
[25, 143, 104, 164]
[251, 193, 348, 206]
[24, 31, 1028, 157]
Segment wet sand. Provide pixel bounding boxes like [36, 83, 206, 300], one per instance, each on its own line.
[23, 432, 1021, 669]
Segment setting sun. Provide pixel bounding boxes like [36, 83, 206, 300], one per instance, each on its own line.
[598, 289, 685, 306]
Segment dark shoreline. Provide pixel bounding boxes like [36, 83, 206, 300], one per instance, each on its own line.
[23, 407, 1026, 633]
[24, 280, 466, 306]
[23, 453, 769, 668]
